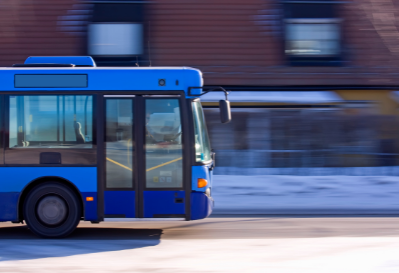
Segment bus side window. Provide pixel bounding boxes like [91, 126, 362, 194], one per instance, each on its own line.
[9, 95, 93, 149]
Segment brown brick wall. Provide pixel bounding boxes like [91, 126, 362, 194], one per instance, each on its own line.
[0, 0, 87, 66]
[149, 0, 399, 86]
[2, 0, 399, 87]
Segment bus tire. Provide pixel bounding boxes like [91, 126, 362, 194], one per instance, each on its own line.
[23, 182, 81, 238]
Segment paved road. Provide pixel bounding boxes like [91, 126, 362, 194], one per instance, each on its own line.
[1, 218, 399, 272]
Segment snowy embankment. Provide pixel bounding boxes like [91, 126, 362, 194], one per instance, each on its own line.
[212, 175, 399, 215]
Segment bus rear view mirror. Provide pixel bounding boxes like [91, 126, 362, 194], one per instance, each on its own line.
[219, 100, 231, 124]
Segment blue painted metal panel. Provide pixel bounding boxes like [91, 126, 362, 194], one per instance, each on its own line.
[0, 68, 202, 97]
[0, 192, 19, 221]
[25, 56, 96, 67]
[104, 191, 135, 218]
[0, 167, 97, 193]
[0, 168, 97, 222]
[81, 192, 98, 221]
[191, 192, 213, 220]
[143, 191, 185, 217]
[192, 165, 212, 192]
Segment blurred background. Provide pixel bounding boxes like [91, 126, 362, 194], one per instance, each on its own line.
[3, 0, 399, 212]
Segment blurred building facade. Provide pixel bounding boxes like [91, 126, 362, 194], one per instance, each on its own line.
[2, 0, 399, 168]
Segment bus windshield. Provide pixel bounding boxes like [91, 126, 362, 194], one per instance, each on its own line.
[192, 101, 211, 162]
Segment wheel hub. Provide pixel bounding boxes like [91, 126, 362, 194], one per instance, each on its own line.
[36, 196, 67, 226]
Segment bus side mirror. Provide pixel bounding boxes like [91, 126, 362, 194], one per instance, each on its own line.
[219, 100, 231, 124]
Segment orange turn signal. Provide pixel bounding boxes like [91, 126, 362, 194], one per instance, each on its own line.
[197, 178, 208, 188]
[86, 197, 94, 201]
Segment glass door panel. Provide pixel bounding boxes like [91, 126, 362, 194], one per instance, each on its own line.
[105, 99, 133, 189]
[145, 99, 183, 189]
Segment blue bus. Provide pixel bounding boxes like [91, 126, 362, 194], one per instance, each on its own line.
[0, 56, 230, 238]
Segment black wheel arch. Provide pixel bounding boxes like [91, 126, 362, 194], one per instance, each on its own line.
[16, 176, 84, 222]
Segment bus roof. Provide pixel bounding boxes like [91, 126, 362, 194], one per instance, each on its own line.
[24, 56, 97, 67]
[0, 66, 203, 96]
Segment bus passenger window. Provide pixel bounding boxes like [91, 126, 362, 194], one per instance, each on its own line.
[145, 99, 183, 188]
[9, 95, 93, 149]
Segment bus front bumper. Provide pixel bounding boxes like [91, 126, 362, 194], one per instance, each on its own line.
[191, 192, 213, 220]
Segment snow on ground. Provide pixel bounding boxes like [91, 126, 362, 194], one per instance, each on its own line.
[2, 238, 399, 272]
[212, 175, 399, 214]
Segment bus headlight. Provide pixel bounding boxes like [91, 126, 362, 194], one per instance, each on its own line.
[205, 188, 211, 197]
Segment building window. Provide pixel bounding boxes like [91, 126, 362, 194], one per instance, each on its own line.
[87, 3, 145, 66]
[283, 2, 342, 66]
[88, 23, 143, 56]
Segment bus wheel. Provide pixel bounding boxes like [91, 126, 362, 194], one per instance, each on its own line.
[23, 182, 81, 238]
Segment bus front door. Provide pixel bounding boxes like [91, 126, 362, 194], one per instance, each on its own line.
[104, 96, 186, 219]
